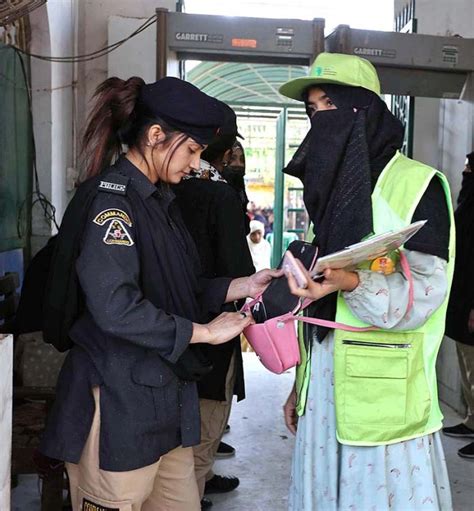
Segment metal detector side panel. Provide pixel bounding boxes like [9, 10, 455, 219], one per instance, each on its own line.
[168, 13, 314, 64]
[326, 28, 474, 98]
[326, 28, 474, 71]
[378, 67, 468, 98]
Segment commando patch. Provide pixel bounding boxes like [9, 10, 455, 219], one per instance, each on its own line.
[103, 219, 134, 246]
[83, 498, 119, 511]
[93, 209, 132, 227]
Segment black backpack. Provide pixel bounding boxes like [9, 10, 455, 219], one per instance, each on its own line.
[15, 174, 103, 352]
[14, 235, 57, 336]
[14, 176, 100, 351]
[42, 177, 101, 351]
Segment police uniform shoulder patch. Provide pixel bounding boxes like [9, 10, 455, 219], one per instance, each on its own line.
[98, 173, 129, 196]
[93, 209, 132, 227]
[83, 498, 119, 511]
[103, 219, 134, 246]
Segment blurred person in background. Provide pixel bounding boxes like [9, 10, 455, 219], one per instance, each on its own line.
[444, 151, 474, 460]
[247, 220, 272, 272]
[222, 140, 250, 232]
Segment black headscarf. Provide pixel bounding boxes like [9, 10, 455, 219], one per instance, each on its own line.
[284, 84, 404, 340]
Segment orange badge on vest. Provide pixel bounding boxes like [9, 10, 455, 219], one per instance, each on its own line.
[370, 256, 396, 275]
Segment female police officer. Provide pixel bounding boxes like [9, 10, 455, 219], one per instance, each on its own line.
[39, 76, 280, 511]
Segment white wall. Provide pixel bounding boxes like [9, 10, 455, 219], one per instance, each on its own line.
[107, 15, 180, 82]
[76, 0, 176, 147]
[29, 1, 76, 253]
[48, 3, 76, 228]
[0, 335, 13, 511]
[29, 4, 52, 253]
[108, 16, 157, 83]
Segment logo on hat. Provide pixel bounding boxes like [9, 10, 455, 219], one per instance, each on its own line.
[279, 53, 381, 101]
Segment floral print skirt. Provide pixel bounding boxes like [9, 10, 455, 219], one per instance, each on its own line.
[289, 333, 453, 511]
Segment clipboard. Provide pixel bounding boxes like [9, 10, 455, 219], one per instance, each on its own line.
[310, 220, 427, 278]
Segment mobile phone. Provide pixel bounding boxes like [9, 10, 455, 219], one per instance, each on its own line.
[282, 250, 309, 289]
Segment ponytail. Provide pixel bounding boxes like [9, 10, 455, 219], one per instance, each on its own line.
[81, 76, 145, 181]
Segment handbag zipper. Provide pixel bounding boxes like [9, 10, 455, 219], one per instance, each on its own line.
[342, 340, 412, 349]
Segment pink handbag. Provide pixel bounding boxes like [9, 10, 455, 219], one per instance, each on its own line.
[242, 251, 414, 374]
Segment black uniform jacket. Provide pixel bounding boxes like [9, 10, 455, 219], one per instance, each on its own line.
[174, 178, 255, 401]
[40, 157, 231, 471]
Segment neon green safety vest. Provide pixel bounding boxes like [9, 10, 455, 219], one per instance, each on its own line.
[295, 151, 455, 446]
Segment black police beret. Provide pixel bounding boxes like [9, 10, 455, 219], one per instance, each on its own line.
[139, 77, 224, 145]
[218, 101, 244, 139]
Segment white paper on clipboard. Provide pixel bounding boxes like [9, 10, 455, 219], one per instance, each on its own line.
[311, 220, 427, 278]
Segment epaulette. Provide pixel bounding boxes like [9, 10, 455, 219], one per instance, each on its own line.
[98, 172, 130, 196]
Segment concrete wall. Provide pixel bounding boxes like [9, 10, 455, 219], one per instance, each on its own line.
[107, 14, 179, 83]
[29, 0, 76, 254]
[108, 16, 157, 84]
[29, 4, 53, 253]
[48, 3, 76, 229]
[395, 0, 474, 413]
[76, 0, 176, 151]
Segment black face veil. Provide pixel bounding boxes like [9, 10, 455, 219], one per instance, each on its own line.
[284, 84, 404, 340]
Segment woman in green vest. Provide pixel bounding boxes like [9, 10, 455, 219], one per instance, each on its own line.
[279, 53, 454, 510]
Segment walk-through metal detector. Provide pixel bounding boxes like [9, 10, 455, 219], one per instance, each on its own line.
[156, 9, 325, 261]
[156, 9, 474, 259]
[156, 9, 325, 72]
[158, 10, 474, 100]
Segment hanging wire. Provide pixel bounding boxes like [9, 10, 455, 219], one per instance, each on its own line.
[5, 13, 159, 237]
[5, 14, 157, 63]
[13, 47, 59, 235]
[2, 13, 159, 237]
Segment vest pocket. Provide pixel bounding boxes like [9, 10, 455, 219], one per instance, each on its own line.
[334, 329, 431, 443]
[344, 345, 408, 425]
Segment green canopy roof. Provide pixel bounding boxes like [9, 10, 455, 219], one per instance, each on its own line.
[187, 61, 308, 107]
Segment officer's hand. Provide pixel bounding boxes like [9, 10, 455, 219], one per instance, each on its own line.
[191, 312, 254, 345]
[247, 268, 284, 298]
[207, 311, 254, 345]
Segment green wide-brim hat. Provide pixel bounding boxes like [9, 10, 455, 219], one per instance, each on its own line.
[279, 52, 381, 101]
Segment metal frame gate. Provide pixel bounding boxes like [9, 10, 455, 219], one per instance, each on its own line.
[391, 0, 417, 157]
[155, 9, 474, 262]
